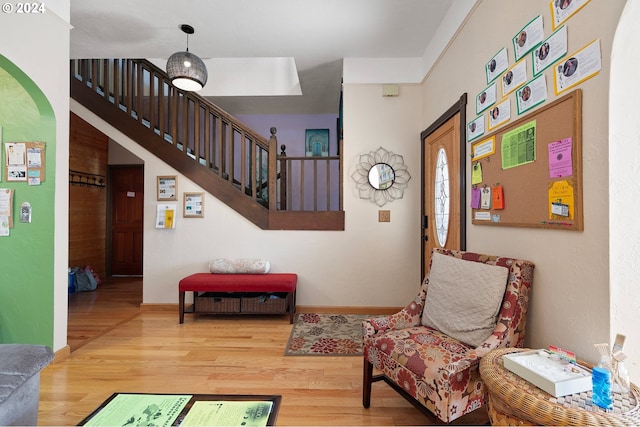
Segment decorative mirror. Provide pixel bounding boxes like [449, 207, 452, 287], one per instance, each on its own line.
[351, 146, 411, 207]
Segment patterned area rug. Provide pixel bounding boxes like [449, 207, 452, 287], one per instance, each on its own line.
[285, 313, 374, 356]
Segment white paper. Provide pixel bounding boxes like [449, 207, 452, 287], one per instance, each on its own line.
[486, 47, 509, 84]
[502, 59, 528, 97]
[467, 116, 485, 142]
[533, 26, 568, 76]
[513, 15, 545, 61]
[488, 99, 511, 131]
[476, 82, 497, 114]
[554, 39, 602, 95]
[516, 74, 548, 115]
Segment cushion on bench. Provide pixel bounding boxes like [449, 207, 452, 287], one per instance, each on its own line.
[179, 273, 297, 293]
[209, 258, 270, 274]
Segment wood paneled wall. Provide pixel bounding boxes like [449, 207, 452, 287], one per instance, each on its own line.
[69, 112, 108, 279]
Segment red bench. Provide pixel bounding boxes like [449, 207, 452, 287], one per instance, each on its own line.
[178, 273, 297, 324]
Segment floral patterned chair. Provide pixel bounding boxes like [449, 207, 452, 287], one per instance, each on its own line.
[362, 248, 535, 423]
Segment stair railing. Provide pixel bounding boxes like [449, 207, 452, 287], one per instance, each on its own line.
[71, 58, 344, 229]
[71, 58, 275, 208]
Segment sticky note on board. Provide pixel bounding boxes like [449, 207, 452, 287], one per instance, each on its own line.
[471, 187, 481, 209]
[472, 162, 483, 185]
[492, 185, 504, 209]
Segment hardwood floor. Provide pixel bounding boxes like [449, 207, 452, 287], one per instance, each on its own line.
[38, 278, 488, 426]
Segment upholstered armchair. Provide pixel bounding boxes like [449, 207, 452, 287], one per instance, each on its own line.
[362, 248, 534, 423]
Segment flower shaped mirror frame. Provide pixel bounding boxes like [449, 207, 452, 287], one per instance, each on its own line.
[351, 146, 411, 207]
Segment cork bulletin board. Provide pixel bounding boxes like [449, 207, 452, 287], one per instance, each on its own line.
[471, 89, 582, 230]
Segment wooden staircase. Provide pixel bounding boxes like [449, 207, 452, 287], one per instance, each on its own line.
[70, 59, 344, 230]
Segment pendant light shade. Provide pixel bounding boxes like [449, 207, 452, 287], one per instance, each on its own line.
[167, 24, 208, 91]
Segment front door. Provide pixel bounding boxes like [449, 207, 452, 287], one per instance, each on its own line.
[110, 165, 144, 276]
[421, 95, 467, 278]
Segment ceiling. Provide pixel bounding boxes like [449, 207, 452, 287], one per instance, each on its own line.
[70, 0, 464, 115]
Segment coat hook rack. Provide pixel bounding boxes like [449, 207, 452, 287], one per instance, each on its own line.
[69, 169, 106, 188]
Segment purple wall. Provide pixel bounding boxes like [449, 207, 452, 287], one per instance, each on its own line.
[235, 114, 339, 156]
[235, 114, 340, 211]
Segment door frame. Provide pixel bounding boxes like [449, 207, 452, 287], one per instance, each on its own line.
[420, 93, 467, 275]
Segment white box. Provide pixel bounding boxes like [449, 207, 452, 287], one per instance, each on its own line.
[502, 350, 592, 397]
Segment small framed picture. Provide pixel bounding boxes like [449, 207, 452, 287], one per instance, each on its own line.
[305, 129, 330, 157]
[183, 192, 204, 218]
[157, 175, 177, 201]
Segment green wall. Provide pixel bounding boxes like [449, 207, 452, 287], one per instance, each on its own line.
[0, 55, 56, 347]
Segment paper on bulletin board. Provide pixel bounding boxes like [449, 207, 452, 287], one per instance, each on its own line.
[548, 180, 574, 220]
[0, 188, 14, 230]
[472, 162, 483, 185]
[548, 137, 573, 178]
[501, 121, 536, 169]
[156, 203, 177, 229]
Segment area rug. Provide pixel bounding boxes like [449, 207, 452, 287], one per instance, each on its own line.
[285, 313, 375, 356]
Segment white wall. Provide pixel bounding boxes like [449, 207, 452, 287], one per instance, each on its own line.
[610, 1, 640, 380]
[1, 4, 71, 352]
[71, 82, 423, 310]
[420, 0, 625, 366]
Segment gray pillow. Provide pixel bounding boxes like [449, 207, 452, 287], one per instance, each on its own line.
[421, 252, 509, 347]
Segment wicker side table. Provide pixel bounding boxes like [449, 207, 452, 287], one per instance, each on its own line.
[479, 348, 640, 426]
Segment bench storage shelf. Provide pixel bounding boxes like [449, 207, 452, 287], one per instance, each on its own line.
[179, 273, 297, 323]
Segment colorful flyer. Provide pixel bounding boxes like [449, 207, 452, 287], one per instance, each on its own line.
[181, 401, 273, 427]
[501, 121, 536, 169]
[548, 137, 573, 178]
[554, 39, 601, 95]
[84, 394, 191, 427]
[472, 162, 483, 185]
[471, 187, 481, 209]
[548, 180, 575, 220]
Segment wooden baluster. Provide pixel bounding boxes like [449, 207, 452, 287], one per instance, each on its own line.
[126, 59, 134, 115]
[158, 78, 166, 139]
[112, 59, 120, 107]
[203, 107, 211, 169]
[239, 131, 247, 194]
[180, 92, 188, 151]
[193, 99, 200, 161]
[136, 62, 143, 124]
[249, 139, 257, 200]
[91, 59, 98, 92]
[169, 85, 178, 145]
[268, 127, 278, 210]
[149, 67, 155, 131]
[279, 144, 287, 210]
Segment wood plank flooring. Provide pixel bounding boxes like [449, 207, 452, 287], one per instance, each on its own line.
[38, 278, 488, 426]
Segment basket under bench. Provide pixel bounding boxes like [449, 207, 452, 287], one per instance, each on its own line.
[178, 273, 297, 324]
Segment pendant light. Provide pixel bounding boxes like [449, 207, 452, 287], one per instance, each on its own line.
[166, 24, 208, 91]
